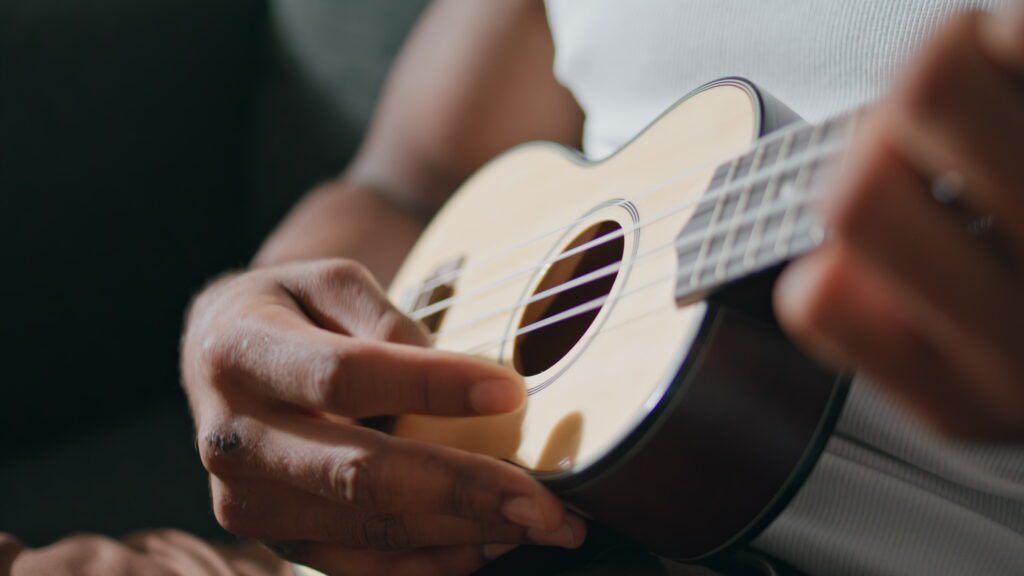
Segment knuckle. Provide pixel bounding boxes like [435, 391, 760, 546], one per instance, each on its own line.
[375, 308, 418, 344]
[310, 348, 351, 412]
[361, 514, 412, 550]
[198, 422, 246, 478]
[197, 326, 240, 380]
[326, 449, 382, 510]
[320, 259, 372, 288]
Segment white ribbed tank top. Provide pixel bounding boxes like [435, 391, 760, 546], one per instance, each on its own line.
[543, 2, 1024, 575]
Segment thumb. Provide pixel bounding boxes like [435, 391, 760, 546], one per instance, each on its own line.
[334, 339, 527, 417]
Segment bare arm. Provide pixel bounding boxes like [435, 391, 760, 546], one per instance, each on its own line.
[181, 2, 587, 575]
[254, 0, 583, 284]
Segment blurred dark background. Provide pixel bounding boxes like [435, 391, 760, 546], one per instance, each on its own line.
[0, 0, 427, 545]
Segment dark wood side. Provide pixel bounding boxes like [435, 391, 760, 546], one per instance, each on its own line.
[539, 78, 847, 562]
[544, 296, 848, 561]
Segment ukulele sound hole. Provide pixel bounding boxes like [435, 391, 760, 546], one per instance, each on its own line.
[514, 220, 624, 376]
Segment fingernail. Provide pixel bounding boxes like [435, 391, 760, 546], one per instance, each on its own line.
[482, 543, 518, 560]
[501, 496, 548, 530]
[774, 259, 815, 322]
[527, 522, 577, 548]
[470, 378, 524, 414]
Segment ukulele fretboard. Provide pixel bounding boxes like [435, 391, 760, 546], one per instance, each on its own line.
[674, 110, 860, 301]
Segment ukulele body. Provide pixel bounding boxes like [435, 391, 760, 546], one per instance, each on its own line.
[385, 78, 848, 561]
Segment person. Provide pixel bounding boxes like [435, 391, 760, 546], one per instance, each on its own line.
[4, 1, 1022, 575]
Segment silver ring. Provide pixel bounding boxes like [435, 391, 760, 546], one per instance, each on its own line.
[931, 171, 994, 236]
[931, 171, 965, 205]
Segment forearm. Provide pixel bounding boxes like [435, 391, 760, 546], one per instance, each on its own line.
[253, 179, 425, 286]
[252, 0, 581, 286]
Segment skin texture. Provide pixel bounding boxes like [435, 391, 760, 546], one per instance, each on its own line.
[179, 1, 1024, 574]
[774, 7, 1024, 440]
[181, 1, 586, 575]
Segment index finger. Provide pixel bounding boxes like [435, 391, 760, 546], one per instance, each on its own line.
[226, 305, 525, 418]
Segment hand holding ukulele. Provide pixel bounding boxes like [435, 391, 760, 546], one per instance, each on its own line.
[776, 9, 1024, 439]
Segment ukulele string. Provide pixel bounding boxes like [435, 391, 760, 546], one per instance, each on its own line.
[411, 135, 847, 323]
[406, 116, 823, 304]
[453, 202, 823, 357]
[434, 187, 826, 341]
[450, 116, 869, 353]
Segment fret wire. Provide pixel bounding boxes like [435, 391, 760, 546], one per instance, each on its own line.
[743, 130, 795, 270]
[770, 211, 827, 272]
[774, 124, 824, 257]
[808, 111, 859, 245]
[792, 110, 858, 248]
[689, 157, 739, 289]
[715, 142, 766, 280]
[705, 208, 819, 295]
[835, 109, 862, 182]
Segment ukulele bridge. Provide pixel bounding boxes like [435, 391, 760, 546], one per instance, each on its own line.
[402, 256, 465, 334]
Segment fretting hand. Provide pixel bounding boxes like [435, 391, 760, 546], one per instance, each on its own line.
[776, 7, 1024, 439]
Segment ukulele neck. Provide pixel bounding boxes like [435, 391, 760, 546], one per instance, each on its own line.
[673, 110, 860, 302]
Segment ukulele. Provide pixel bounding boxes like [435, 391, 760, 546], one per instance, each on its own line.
[302, 77, 853, 574]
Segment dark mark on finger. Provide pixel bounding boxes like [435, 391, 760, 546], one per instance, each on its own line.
[206, 431, 242, 453]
